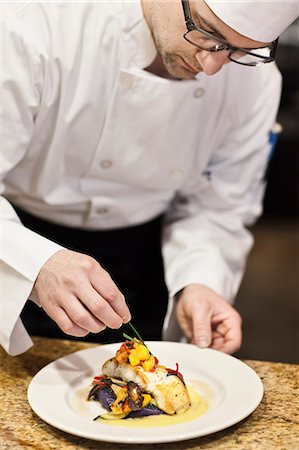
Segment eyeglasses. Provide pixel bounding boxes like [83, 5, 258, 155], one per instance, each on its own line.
[181, 0, 278, 67]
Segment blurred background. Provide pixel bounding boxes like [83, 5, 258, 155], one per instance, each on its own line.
[234, 21, 299, 364]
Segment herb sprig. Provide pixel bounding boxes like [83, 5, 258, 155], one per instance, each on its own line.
[122, 322, 152, 354]
[128, 322, 144, 343]
[122, 333, 141, 345]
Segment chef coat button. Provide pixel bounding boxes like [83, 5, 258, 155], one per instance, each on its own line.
[170, 170, 183, 181]
[100, 159, 112, 169]
[96, 207, 109, 214]
[193, 87, 204, 98]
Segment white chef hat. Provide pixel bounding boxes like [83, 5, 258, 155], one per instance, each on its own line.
[204, 1, 299, 42]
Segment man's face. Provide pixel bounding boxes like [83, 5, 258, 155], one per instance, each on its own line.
[148, 0, 203, 79]
[145, 0, 271, 79]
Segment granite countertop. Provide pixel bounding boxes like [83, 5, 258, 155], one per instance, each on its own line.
[0, 337, 298, 450]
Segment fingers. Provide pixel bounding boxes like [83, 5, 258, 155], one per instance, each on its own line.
[210, 330, 242, 354]
[176, 284, 243, 355]
[75, 288, 125, 330]
[35, 249, 131, 337]
[44, 304, 90, 338]
[192, 324, 241, 354]
[191, 301, 213, 349]
[89, 269, 131, 324]
[211, 316, 242, 354]
[176, 286, 214, 348]
[65, 296, 108, 333]
[175, 301, 193, 340]
[42, 295, 107, 335]
[62, 257, 131, 329]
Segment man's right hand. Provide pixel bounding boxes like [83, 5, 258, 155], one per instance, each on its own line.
[32, 249, 131, 337]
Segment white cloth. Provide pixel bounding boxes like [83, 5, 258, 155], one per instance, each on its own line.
[205, 0, 299, 42]
[1, 1, 282, 355]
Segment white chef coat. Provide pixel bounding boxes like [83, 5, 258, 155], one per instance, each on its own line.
[1, 1, 282, 355]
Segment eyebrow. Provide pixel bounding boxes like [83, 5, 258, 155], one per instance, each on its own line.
[192, 10, 227, 40]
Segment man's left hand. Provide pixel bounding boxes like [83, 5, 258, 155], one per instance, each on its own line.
[176, 284, 242, 354]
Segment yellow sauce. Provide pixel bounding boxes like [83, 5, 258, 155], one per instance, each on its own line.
[94, 385, 208, 428]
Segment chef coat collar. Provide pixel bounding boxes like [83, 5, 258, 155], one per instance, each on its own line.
[114, 0, 157, 69]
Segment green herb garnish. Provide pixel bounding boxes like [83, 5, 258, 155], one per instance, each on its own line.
[128, 321, 144, 343]
[122, 332, 141, 345]
[122, 322, 152, 355]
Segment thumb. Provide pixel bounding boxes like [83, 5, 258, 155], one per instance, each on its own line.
[192, 302, 213, 348]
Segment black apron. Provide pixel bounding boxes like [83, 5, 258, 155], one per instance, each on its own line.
[16, 207, 169, 343]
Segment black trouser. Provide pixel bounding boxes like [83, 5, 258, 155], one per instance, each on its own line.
[16, 207, 169, 343]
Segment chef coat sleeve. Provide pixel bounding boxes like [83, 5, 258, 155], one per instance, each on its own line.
[1, 22, 63, 355]
[162, 65, 282, 340]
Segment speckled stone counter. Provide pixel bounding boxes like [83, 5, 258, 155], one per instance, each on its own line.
[0, 337, 298, 450]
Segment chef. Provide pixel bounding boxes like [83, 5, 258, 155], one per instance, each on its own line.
[1, 1, 298, 356]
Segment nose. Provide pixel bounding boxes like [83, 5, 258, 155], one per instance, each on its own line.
[195, 49, 230, 75]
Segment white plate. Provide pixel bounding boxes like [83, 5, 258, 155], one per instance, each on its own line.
[27, 341, 263, 444]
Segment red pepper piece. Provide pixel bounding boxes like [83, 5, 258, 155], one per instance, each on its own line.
[166, 363, 183, 380]
[93, 375, 109, 387]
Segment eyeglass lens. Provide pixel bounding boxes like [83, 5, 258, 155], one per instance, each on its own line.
[185, 30, 273, 65]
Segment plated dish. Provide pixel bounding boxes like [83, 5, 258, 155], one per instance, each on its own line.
[27, 341, 263, 444]
[88, 337, 193, 421]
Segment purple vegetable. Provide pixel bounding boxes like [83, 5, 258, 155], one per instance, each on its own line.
[96, 386, 116, 410]
[87, 384, 101, 401]
[128, 403, 164, 418]
[88, 379, 165, 419]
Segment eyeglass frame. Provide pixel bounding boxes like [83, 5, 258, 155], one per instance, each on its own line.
[181, 0, 278, 67]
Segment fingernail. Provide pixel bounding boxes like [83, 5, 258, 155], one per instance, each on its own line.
[196, 337, 209, 348]
[123, 315, 131, 324]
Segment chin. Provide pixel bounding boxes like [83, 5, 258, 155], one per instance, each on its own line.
[168, 66, 198, 80]
[163, 54, 201, 80]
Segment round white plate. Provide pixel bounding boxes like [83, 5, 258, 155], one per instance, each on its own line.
[27, 342, 263, 443]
